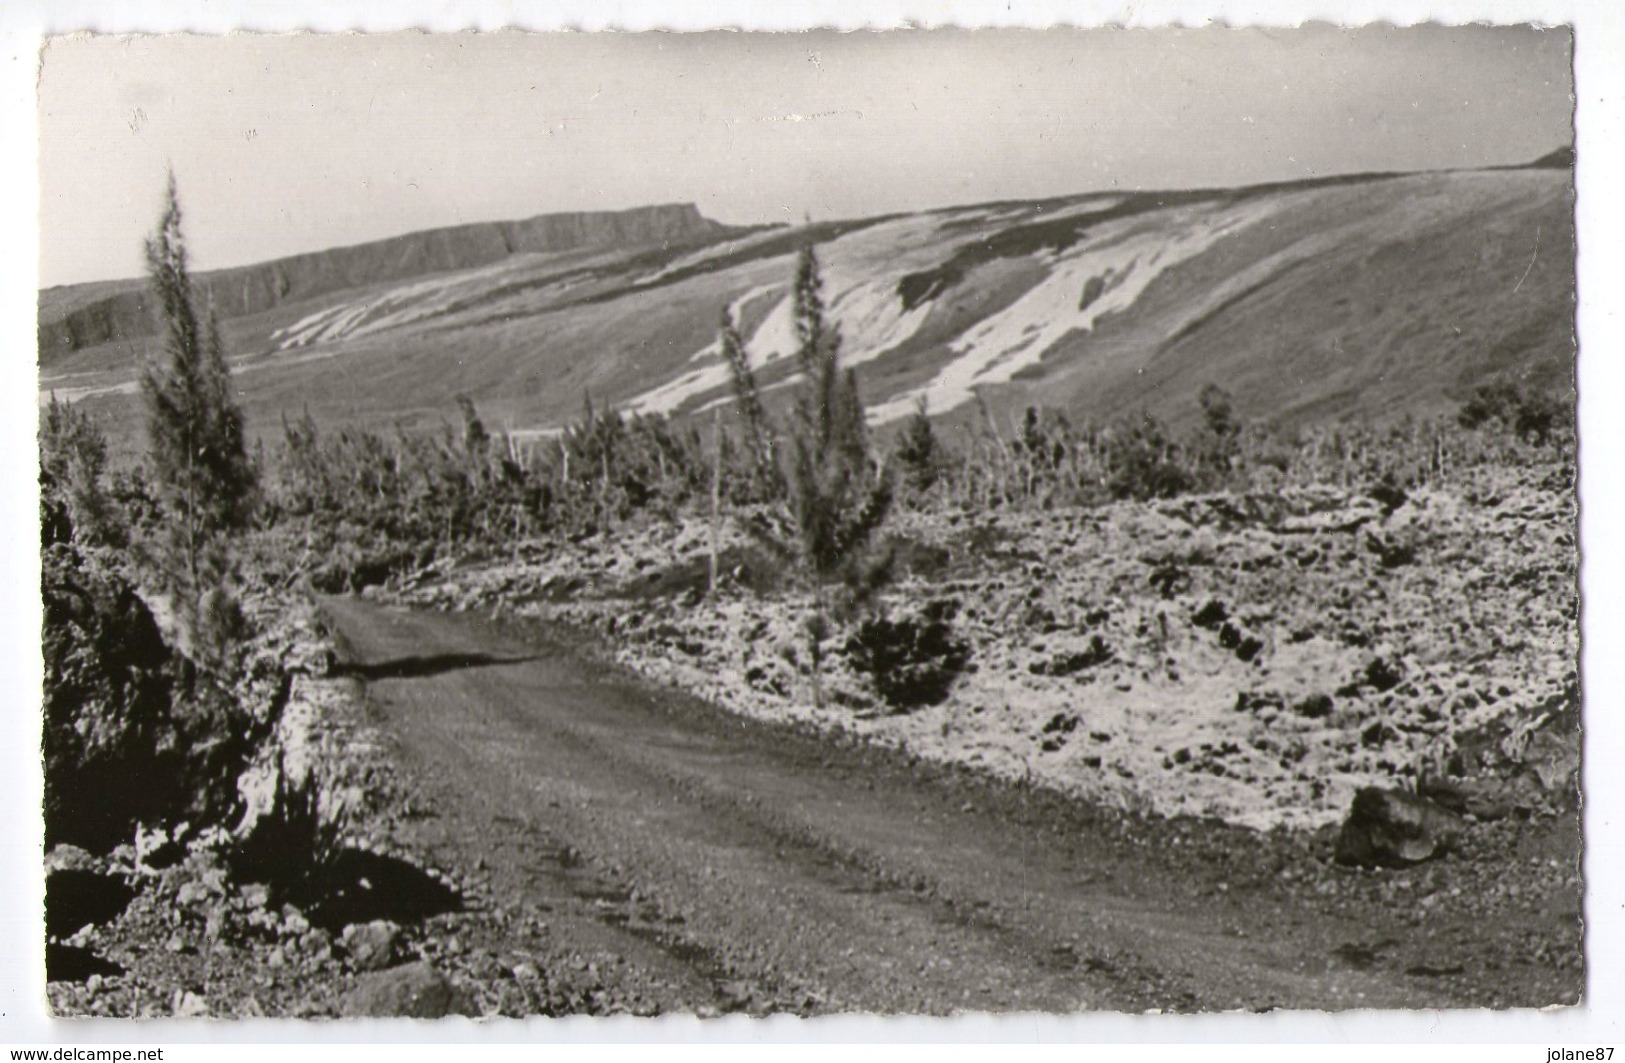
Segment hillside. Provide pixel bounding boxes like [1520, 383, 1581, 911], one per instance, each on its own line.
[39, 163, 1574, 454]
[38, 202, 739, 357]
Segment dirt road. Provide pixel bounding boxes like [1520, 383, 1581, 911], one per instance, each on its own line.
[318, 595, 1576, 1014]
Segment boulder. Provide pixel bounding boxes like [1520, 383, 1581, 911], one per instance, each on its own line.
[1334, 787, 1465, 868]
[341, 920, 401, 972]
[338, 961, 473, 1018]
[173, 991, 210, 1018]
[44, 844, 98, 874]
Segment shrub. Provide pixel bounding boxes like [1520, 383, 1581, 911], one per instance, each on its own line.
[40, 400, 185, 850]
[42, 537, 180, 851]
[40, 398, 123, 551]
[1196, 383, 1242, 480]
[1105, 412, 1196, 501]
[719, 308, 784, 502]
[1457, 380, 1572, 446]
[893, 395, 943, 495]
[845, 601, 971, 712]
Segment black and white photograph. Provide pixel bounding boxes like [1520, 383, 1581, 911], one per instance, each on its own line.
[27, 19, 1585, 1021]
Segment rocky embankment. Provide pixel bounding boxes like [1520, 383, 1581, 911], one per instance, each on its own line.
[44, 593, 719, 1018]
[395, 461, 1579, 836]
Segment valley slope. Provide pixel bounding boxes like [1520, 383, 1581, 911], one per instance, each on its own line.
[39, 161, 1573, 454]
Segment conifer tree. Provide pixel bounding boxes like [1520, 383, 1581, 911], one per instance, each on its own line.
[719, 307, 782, 499]
[895, 394, 941, 494]
[735, 244, 893, 706]
[138, 173, 258, 676]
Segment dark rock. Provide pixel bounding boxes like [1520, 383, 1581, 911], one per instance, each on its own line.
[1295, 694, 1335, 719]
[1334, 787, 1465, 868]
[1147, 563, 1188, 598]
[339, 961, 474, 1018]
[1363, 528, 1416, 568]
[1418, 775, 1522, 821]
[1191, 600, 1229, 629]
[1360, 720, 1399, 749]
[1041, 712, 1081, 736]
[1235, 690, 1284, 714]
[1368, 477, 1409, 517]
[1332, 941, 1386, 970]
[1028, 635, 1113, 678]
[1364, 657, 1404, 693]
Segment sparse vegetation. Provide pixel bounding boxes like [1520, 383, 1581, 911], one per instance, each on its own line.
[1457, 377, 1572, 447]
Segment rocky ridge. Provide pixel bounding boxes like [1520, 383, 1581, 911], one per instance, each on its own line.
[39, 202, 736, 356]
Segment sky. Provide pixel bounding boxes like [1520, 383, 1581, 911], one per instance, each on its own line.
[36, 25, 1573, 288]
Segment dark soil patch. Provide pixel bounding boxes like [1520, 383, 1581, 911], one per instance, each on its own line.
[335, 652, 540, 682]
[46, 944, 124, 984]
[292, 848, 464, 932]
[46, 868, 135, 939]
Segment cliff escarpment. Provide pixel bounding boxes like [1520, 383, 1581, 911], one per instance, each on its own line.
[39, 202, 730, 358]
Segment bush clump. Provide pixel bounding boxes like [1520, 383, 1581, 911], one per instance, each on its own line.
[1457, 379, 1572, 446]
[844, 601, 971, 712]
[42, 538, 181, 851]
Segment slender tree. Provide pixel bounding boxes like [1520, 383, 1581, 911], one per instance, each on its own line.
[138, 172, 258, 675]
[735, 244, 894, 706]
[719, 306, 783, 499]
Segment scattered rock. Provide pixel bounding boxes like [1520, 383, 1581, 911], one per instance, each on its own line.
[1294, 694, 1334, 719]
[339, 961, 473, 1018]
[174, 990, 210, 1017]
[341, 920, 401, 971]
[299, 928, 334, 963]
[136, 824, 184, 869]
[1029, 636, 1113, 678]
[1334, 787, 1465, 868]
[176, 880, 214, 906]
